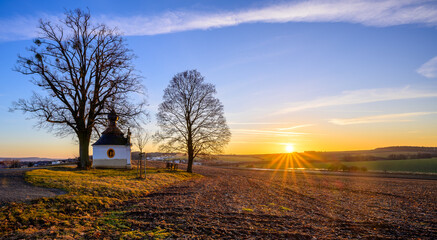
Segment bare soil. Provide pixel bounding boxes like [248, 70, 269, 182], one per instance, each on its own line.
[0, 168, 66, 206]
[124, 163, 437, 239]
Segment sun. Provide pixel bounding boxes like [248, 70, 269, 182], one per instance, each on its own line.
[285, 144, 294, 153]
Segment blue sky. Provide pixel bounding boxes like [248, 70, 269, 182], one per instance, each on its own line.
[0, 0, 436, 158]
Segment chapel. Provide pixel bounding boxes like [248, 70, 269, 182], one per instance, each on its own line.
[92, 110, 132, 169]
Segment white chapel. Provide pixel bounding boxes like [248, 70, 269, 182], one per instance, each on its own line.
[92, 110, 132, 169]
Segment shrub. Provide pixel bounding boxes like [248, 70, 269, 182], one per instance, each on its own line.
[5, 160, 21, 168]
[348, 166, 359, 172]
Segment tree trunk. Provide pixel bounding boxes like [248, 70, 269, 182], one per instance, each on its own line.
[78, 132, 91, 169]
[187, 139, 194, 173]
[139, 153, 143, 178]
[144, 153, 147, 178]
[187, 154, 194, 173]
[186, 125, 194, 173]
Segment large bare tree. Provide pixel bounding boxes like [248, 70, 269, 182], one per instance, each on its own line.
[13, 9, 146, 169]
[155, 70, 231, 173]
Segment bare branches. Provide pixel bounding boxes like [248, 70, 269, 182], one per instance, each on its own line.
[12, 9, 147, 169]
[135, 130, 150, 153]
[135, 129, 150, 178]
[155, 70, 231, 172]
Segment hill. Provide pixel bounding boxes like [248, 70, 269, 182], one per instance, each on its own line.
[0, 157, 64, 162]
[203, 146, 437, 173]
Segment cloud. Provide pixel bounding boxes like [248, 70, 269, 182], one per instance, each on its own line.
[0, 14, 60, 41]
[417, 56, 437, 78]
[228, 122, 290, 125]
[228, 122, 314, 129]
[96, 0, 437, 35]
[231, 141, 293, 145]
[275, 86, 437, 114]
[233, 129, 308, 137]
[2, 0, 437, 41]
[329, 111, 437, 125]
[277, 124, 314, 131]
[230, 124, 313, 138]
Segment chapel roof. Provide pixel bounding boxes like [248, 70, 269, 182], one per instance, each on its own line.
[92, 110, 130, 146]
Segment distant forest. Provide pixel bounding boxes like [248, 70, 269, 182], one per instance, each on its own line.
[373, 146, 437, 152]
[302, 146, 437, 162]
[132, 146, 437, 163]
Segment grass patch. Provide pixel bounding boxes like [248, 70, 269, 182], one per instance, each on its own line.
[0, 166, 200, 238]
[338, 158, 437, 173]
[242, 208, 254, 212]
[144, 227, 171, 239]
[243, 157, 437, 173]
[280, 206, 292, 211]
[305, 158, 437, 173]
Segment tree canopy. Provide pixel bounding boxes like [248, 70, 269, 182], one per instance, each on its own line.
[13, 9, 146, 169]
[155, 70, 231, 172]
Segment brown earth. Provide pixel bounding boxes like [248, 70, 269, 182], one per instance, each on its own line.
[123, 163, 437, 239]
[0, 168, 65, 206]
[1, 163, 436, 239]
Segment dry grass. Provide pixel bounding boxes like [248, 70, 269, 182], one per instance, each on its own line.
[0, 165, 199, 239]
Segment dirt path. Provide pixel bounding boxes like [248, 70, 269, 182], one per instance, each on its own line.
[0, 168, 65, 206]
[124, 165, 437, 239]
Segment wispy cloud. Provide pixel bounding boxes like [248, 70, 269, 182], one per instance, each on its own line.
[2, 0, 437, 41]
[277, 124, 314, 131]
[275, 86, 437, 114]
[0, 14, 60, 41]
[417, 56, 437, 78]
[230, 124, 313, 139]
[231, 141, 294, 145]
[228, 122, 290, 125]
[330, 111, 437, 125]
[233, 129, 309, 137]
[83, 0, 437, 34]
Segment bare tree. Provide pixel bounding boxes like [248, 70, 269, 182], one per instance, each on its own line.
[155, 70, 231, 173]
[12, 9, 146, 169]
[135, 129, 150, 178]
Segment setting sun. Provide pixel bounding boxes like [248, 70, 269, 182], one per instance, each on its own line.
[285, 144, 294, 153]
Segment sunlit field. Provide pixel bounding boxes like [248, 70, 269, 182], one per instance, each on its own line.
[212, 154, 437, 173]
[122, 165, 437, 239]
[1, 161, 436, 238]
[334, 158, 437, 173]
[0, 164, 199, 239]
[258, 155, 437, 173]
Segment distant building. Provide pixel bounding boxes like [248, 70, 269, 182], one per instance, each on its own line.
[92, 110, 132, 169]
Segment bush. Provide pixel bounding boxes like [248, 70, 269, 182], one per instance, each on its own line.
[340, 164, 350, 171]
[348, 166, 359, 172]
[328, 163, 368, 172]
[327, 163, 342, 171]
[4, 160, 21, 168]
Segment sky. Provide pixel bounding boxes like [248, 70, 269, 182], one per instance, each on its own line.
[0, 0, 436, 158]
